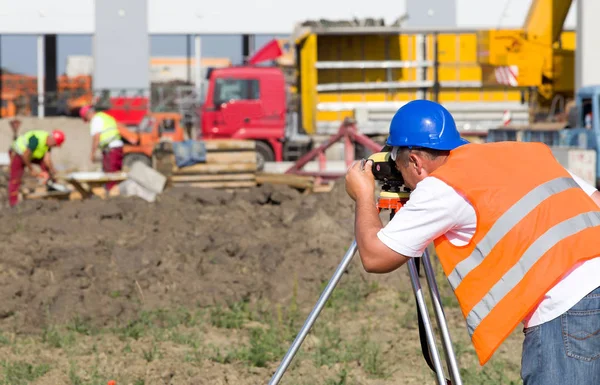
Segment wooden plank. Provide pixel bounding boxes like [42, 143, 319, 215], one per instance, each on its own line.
[24, 190, 71, 201]
[203, 139, 256, 151]
[312, 182, 336, 193]
[171, 173, 256, 183]
[68, 179, 93, 199]
[256, 172, 314, 189]
[205, 151, 256, 164]
[174, 162, 257, 175]
[172, 180, 257, 189]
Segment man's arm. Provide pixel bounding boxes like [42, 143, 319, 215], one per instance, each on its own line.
[22, 148, 35, 175]
[347, 162, 465, 274]
[354, 194, 411, 273]
[42, 152, 56, 178]
[89, 116, 102, 163]
[90, 133, 100, 163]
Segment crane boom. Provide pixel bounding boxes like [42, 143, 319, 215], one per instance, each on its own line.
[523, 0, 573, 46]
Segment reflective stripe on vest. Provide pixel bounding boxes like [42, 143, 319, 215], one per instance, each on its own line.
[11, 130, 50, 160]
[430, 141, 600, 366]
[95, 112, 121, 149]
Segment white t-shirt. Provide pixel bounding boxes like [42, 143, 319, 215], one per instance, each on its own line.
[90, 115, 124, 148]
[377, 171, 600, 328]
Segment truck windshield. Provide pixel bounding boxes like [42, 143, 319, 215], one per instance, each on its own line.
[213, 78, 259, 105]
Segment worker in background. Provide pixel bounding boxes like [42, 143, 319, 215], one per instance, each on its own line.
[79, 105, 124, 190]
[8, 130, 65, 207]
[345, 99, 600, 385]
[585, 111, 593, 129]
[9, 118, 21, 140]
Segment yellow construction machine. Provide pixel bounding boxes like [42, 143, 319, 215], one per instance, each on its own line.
[477, 0, 575, 115]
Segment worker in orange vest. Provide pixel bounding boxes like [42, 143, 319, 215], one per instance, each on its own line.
[79, 105, 124, 190]
[8, 129, 65, 206]
[345, 99, 600, 385]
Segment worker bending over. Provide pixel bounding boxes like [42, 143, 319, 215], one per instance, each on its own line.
[345, 99, 600, 385]
[9, 130, 65, 207]
[80, 105, 124, 190]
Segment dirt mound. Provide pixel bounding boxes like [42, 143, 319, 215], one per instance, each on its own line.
[0, 182, 396, 332]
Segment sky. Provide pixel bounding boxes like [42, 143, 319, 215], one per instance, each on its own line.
[0, 0, 578, 76]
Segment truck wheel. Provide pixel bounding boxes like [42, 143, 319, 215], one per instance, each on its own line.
[123, 153, 152, 170]
[255, 141, 274, 171]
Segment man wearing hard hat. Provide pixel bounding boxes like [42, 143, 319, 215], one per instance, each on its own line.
[8, 129, 65, 206]
[80, 105, 124, 190]
[345, 99, 600, 384]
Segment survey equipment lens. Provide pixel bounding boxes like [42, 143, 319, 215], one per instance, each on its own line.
[367, 151, 406, 191]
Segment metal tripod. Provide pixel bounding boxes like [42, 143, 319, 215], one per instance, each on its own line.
[268, 190, 463, 385]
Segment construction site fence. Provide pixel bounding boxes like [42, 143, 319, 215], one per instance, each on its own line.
[0, 84, 202, 118]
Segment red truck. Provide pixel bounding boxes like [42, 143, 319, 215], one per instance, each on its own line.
[198, 39, 313, 170]
[199, 65, 304, 169]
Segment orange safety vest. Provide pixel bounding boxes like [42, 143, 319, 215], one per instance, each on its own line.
[430, 141, 600, 366]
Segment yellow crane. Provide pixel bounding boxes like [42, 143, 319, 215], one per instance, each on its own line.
[477, 0, 575, 112]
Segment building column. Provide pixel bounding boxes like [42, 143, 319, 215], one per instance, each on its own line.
[194, 35, 202, 99]
[242, 34, 255, 64]
[44, 34, 57, 116]
[37, 35, 45, 118]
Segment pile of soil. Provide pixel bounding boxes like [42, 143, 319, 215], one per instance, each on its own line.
[0, 183, 396, 332]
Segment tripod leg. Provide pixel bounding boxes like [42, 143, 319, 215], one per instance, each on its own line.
[422, 249, 463, 385]
[268, 240, 358, 385]
[407, 258, 447, 385]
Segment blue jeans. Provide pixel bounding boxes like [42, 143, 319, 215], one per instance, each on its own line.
[521, 286, 600, 385]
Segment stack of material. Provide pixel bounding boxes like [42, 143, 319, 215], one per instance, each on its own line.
[154, 139, 258, 189]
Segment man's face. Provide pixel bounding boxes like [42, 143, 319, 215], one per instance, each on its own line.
[392, 148, 441, 190]
[82, 110, 93, 122]
[394, 157, 421, 190]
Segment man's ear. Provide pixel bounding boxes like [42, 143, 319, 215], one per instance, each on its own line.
[408, 152, 422, 173]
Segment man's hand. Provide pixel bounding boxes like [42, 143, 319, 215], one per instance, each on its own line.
[345, 159, 375, 202]
[38, 171, 50, 184]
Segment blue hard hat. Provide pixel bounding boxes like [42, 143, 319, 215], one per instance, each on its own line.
[386, 99, 469, 150]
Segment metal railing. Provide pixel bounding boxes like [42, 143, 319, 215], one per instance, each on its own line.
[315, 101, 530, 135]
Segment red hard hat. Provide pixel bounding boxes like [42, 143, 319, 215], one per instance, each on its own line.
[52, 130, 65, 147]
[79, 105, 92, 118]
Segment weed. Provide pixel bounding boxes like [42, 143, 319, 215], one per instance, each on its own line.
[460, 360, 520, 385]
[210, 300, 250, 329]
[134, 380, 146, 385]
[324, 278, 379, 313]
[68, 362, 83, 385]
[209, 346, 237, 364]
[68, 316, 98, 336]
[360, 341, 389, 378]
[170, 330, 201, 349]
[42, 326, 75, 348]
[325, 368, 349, 385]
[0, 361, 51, 385]
[441, 294, 459, 309]
[312, 325, 344, 367]
[239, 327, 285, 367]
[142, 343, 159, 362]
[0, 332, 10, 345]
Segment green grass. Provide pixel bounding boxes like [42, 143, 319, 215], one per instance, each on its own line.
[0, 361, 51, 385]
[0, 269, 523, 384]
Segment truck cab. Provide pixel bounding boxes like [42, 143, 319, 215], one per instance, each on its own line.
[200, 66, 288, 170]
